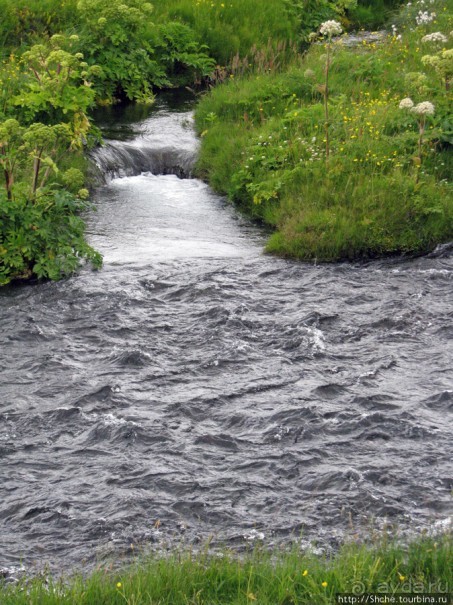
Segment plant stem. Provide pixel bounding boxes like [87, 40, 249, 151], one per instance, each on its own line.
[416, 118, 425, 184]
[324, 40, 331, 167]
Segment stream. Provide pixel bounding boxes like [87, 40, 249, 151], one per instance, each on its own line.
[0, 94, 452, 579]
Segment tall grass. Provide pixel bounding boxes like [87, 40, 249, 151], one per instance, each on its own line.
[1, 536, 451, 604]
[151, 0, 298, 66]
[0, 0, 79, 52]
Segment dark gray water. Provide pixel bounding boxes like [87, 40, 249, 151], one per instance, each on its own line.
[1, 96, 452, 579]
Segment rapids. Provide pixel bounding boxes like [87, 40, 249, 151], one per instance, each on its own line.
[0, 94, 451, 578]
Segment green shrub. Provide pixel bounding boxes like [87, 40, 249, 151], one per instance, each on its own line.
[152, 21, 216, 87]
[76, 0, 166, 103]
[0, 191, 101, 285]
[0, 35, 102, 285]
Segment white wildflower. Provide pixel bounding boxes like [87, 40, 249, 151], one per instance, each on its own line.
[416, 11, 436, 25]
[421, 32, 448, 44]
[399, 97, 414, 109]
[319, 20, 343, 37]
[411, 101, 435, 115]
[304, 68, 315, 79]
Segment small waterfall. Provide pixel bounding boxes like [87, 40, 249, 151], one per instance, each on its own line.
[91, 139, 197, 181]
[90, 107, 199, 182]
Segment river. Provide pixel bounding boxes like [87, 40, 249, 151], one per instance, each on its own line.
[0, 94, 451, 579]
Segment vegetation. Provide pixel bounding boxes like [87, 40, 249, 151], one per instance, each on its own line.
[0, 0, 428, 285]
[151, 0, 298, 68]
[0, 0, 451, 597]
[0, 33, 102, 285]
[195, 0, 453, 261]
[0, 535, 451, 604]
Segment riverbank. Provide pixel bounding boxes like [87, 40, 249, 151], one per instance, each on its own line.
[195, 0, 453, 261]
[1, 535, 451, 604]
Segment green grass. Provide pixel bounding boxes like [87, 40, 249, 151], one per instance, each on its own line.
[195, 0, 453, 261]
[1, 536, 451, 604]
[150, 0, 298, 66]
[0, 0, 79, 52]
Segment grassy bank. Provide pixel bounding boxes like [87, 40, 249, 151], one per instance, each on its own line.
[195, 0, 453, 261]
[1, 536, 451, 604]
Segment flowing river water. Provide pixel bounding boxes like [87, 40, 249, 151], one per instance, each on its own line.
[0, 95, 452, 579]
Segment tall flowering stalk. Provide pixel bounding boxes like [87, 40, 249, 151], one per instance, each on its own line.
[399, 98, 435, 182]
[319, 20, 342, 165]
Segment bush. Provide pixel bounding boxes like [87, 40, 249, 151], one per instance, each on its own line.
[0, 191, 101, 285]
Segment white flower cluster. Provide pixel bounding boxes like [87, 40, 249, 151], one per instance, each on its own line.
[319, 20, 343, 37]
[411, 101, 435, 115]
[416, 10, 436, 25]
[399, 99, 435, 115]
[421, 32, 448, 43]
[399, 97, 415, 109]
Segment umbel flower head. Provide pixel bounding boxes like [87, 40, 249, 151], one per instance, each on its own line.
[416, 11, 436, 26]
[320, 20, 343, 37]
[399, 97, 414, 109]
[421, 32, 448, 44]
[411, 101, 435, 116]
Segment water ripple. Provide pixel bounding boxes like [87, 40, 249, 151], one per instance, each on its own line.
[0, 98, 452, 578]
